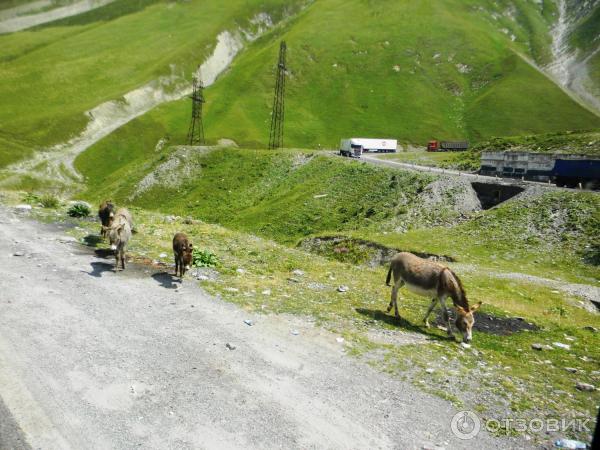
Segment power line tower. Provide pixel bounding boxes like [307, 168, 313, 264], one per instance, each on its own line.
[268, 41, 287, 150]
[187, 72, 205, 145]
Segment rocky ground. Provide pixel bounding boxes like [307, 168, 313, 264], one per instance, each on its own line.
[0, 206, 532, 449]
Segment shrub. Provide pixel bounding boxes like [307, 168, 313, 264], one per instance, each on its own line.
[192, 248, 219, 268]
[67, 202, 91, 217]
[40, 194, 59, 208]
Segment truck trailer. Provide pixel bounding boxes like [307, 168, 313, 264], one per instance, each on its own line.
[339, 138, 397, 158]
[427, 140, 469, 152]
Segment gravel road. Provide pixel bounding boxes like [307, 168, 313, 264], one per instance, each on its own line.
[0, 208, 530, 449]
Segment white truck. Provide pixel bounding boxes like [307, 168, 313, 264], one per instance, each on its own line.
[339, 138, 397, 158]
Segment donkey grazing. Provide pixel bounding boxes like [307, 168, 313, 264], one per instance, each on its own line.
[98, 200, 115, 239]
[385, 252, 481, 343]
[173, 232, 193, 278]
[104, 208, 133, 271]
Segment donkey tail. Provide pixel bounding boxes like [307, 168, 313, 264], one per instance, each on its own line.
[385, 264, 393, 286]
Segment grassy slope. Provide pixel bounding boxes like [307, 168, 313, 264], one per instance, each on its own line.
[76, 144, 600, 286]
[0, 0, 304, 167]
[78, 147, 435, 243]
[71, 0, 600, 168]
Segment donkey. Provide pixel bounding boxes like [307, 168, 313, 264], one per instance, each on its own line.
[385, 252, 481, 343]
[173, 232, 193, 278]
[98, 200, 115, 239]
[103, 208, 133, 271]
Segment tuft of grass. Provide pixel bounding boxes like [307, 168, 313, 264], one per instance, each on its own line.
[39, 193, 59, 208]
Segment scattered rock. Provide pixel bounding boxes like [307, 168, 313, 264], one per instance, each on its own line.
[243, 319, 253, 326]
[261, 289, 271, 296]
[13, 251, 24, 256]
[337, 285, 349, 293]
[425, 368, 435, 374]
[531, 343, 552, 351]
[236, 268, 246, 274]
[583, 326, 597, 333]
[291, 269, 305, 277]
[224, 287, 239, 293]
[14, 204, 32, 211]
[565, 368, 578, 373]
[336, 337, 345, 344]
[313, 194, 328, 199]
[159, 253, 168, 258]
[225, 343, 236, 351]
[460, 342, 471, 349]
[575, 382, 595, 392]
[553, 342, 571, 350]
[164, 215, 177, 223]
[290, 330, 300, 336]
[287, 277, 300, 283]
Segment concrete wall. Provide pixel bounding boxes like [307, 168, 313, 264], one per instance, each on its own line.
[480, 151, 591, 181]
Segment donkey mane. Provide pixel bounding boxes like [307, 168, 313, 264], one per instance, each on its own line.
[443, 268, 469, 310]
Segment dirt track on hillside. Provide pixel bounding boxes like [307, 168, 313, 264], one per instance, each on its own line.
[0, 207, 531, 449]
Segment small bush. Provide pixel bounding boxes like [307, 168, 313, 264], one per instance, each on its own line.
[192, 248, 219, 268]
[40, 194, 59, 208]
[67, 203, 91, 217]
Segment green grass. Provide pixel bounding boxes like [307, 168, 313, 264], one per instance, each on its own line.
[3, 0, 600, 176]
[347, 190, 600, 284]
[0, 0, 305, 167]
[378, 150, 459, 167]
[77, 147, 436, 243]
[178, 0, 599, 148]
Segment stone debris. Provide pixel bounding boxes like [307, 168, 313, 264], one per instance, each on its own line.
[337, 285, 349, 293]
[553, 342, 571, 350]
[225, 343, 236, 350]
[291, 269, 305, 277]
[575, 382, 595, 392]
[290, 330, 299, 336]
[531, 343, 552, 351]
[243, 319, 253, 326]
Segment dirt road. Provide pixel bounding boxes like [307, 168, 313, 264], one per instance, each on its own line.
[0, 208, 528, 449]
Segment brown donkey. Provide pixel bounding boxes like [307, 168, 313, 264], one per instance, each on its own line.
[385, 252, 481, 343]
[173, 232, 193, 278]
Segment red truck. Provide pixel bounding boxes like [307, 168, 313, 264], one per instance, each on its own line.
[427, 140, 469, 152]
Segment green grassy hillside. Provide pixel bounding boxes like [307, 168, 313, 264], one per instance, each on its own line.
[77, 146, 438, 243]
[2, 0, 600, 177]
[0, 0, 304, 167]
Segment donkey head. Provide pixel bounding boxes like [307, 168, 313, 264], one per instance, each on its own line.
[107, 223, 125, 251]
[455, 302, 482, 343]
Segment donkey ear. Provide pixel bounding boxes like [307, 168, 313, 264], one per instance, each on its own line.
[470, 302, 482, 312]
[456, 305, 468, 316]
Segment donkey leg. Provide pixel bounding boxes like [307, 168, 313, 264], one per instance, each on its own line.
[423, 297, 438, 328]
[439, 298, 454, 337]
[387, 286, 396, 313]
[392, 281, 404, 317]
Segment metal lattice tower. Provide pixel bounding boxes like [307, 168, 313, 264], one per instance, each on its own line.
[187, 72, 205, 145]
[268, 41, 287, 150]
